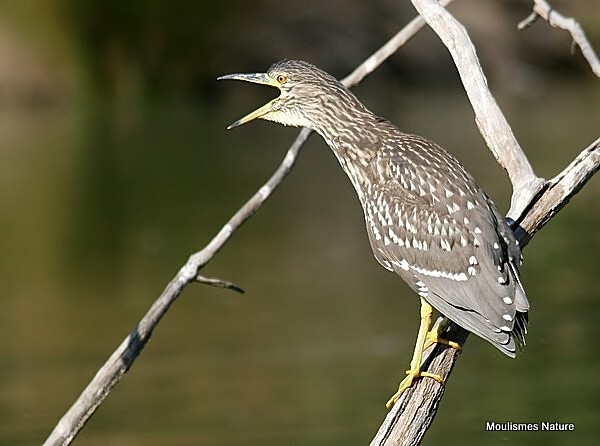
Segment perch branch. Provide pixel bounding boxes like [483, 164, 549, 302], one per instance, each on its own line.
[370, 323, 468, 446]
[518, 0, 600, 78]
[41, 4, 455, 445]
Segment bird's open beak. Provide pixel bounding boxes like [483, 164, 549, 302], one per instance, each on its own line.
[217, 72, 279, 129]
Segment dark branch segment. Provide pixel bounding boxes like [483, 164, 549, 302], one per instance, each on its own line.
[196, 274, 245, 294]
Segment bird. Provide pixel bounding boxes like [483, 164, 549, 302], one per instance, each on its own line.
[218, 59, 529, 408]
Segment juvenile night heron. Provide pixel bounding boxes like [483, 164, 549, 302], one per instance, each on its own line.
[219, 60, 529, 407]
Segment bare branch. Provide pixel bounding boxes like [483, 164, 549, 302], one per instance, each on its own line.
[41, 5, 455, 445]
[517, 11, 539, 30]
[409, 0, 545, 220]
[42, 126, 311, 446]
[516, 136, 600, 245]
[370, 323, 468, 446]
[518, 0, 600, 78]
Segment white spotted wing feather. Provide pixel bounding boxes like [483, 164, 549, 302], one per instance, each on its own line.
[364, 134, 529, 356]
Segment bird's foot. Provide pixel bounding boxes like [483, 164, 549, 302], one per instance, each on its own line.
[385, 368, 444, 409]
[422, 331, 462, 351]
[385, 317, 461, 409]
[422, 317, 462, 351]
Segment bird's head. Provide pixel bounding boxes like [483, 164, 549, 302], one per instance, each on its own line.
[218, 59, 355, 130]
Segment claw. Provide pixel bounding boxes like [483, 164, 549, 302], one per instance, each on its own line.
[386, 307, 461, 409]
[385, 369, 444, 408]
[423, 316, 462, 351]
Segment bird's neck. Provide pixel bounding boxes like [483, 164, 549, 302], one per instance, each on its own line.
[313, 103, 383, 203]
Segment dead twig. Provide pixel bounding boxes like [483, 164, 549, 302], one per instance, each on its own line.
[518, 0, 600, 78]
[196, 275, 245, 294]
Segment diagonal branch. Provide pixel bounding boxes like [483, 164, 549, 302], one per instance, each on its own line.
[42, 128, 312, 446]
[516, 136, 600, 245]
[41, 3, 454, 445]
[518, 0, 600, 78]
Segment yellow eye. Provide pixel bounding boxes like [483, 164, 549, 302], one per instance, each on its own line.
[276, 74, 287, 84]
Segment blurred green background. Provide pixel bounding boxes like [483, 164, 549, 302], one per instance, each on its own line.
[0, 1, 598, 445]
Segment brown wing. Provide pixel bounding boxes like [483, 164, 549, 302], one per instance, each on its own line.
[363, 137, 528, 356]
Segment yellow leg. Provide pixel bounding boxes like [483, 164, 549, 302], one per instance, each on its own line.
[385, 300, 460, 409]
